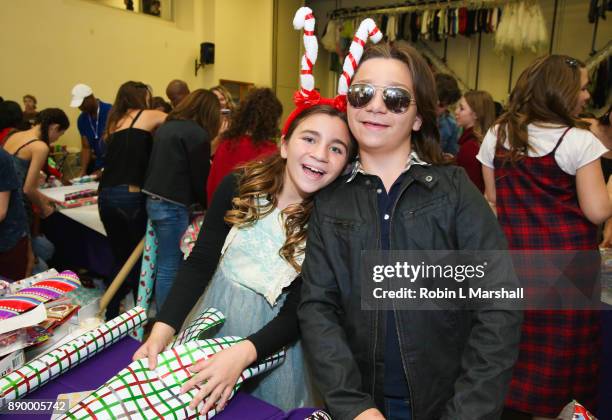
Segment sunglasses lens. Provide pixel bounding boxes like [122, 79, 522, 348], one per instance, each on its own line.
[383, 88, 412, 113]
[347, 84, 375, 108]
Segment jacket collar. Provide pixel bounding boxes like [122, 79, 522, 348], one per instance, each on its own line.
[346, 150, 431, 183]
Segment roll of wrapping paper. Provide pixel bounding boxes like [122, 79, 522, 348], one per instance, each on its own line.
[0, 271, 80, 320]
[60, 339, 285, 420]
[56, 196, 98, 209]
[0, 306, 146, 406]
[131, 220, 157, 341]
[70, 175, 98, 184]
[64, 189, 97, 201]
[60, 308, 285, 420]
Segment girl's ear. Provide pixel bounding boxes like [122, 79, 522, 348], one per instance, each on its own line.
[412, 115, 423, 132]
[280, 135, 288, 159]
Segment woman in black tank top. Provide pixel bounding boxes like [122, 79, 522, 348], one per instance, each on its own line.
[98, 81, 166, 320]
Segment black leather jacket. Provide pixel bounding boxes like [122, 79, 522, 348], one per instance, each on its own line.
[298, 164, 522, 420]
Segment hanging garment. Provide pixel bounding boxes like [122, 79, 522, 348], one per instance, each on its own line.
[380, 14, 389, 34]
[410, 12, 420, 41]
[387, 14, 398, 41]
[454, 8, 460, 35]
[465, 9, 476, 36]
[421, 10, 430, 38]
[458, 7, 468, 34]
[397, 13, 408, 40]
[321, 19, 339, 52]
[441, 8, 448, 38]
[479, 9, 488, 33]
[432, 11, 440, 41]
[495, 1, 548, 54]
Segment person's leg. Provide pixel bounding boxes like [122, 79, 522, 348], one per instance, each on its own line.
[146, 198, 189, 310]
[31, 234, 54, 261]
[99, 186, 147, 319]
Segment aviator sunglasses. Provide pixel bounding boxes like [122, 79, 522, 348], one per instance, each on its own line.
[347, 83, 416, 114]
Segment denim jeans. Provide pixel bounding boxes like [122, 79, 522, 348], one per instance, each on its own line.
[146, 197, 189, 310]
[32, 235, 54, 275]
[384, 397, 412, 420]
[98, 185, 147, 320]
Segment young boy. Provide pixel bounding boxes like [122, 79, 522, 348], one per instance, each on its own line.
[298, 43, 522, 420]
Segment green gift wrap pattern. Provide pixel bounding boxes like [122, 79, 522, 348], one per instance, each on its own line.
[0, 307, 147, 406]
[60, 308, 286, 420]
[171, 307, 224, 347]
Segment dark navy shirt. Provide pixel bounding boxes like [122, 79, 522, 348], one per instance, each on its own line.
[77, 100, 111, 170]
[347, 152, 430, 398]
[0, 148, 27, 252]
[374, 172, 411, 398]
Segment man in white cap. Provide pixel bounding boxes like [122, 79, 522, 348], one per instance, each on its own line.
[70, 83, 111, 177]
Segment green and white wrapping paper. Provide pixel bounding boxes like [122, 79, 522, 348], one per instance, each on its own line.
[60, 308, 286, 419]
[0, 306, 146, 406]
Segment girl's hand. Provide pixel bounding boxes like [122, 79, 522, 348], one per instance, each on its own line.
[40, 201, 55, 219]
[132, 322, 175, 369]
[180, 340, 257, 415]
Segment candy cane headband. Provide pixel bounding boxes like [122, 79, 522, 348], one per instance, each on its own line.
[282, 9, 382, 135]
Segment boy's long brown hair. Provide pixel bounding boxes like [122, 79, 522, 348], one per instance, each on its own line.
[224, 105, 355, 272]
[357, 42, 444, 164]
[497, 54, 589, 162]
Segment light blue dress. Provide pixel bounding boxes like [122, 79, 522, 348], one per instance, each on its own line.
[186, 206, 314, 411]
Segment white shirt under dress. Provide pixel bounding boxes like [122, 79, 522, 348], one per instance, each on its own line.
[476, 124, 608, 174]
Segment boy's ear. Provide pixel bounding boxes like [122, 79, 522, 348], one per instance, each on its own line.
[412, 115, 423, 132]
[280, 135, 288, 159]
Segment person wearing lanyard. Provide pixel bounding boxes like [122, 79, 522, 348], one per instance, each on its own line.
[70, 83, 112, 177]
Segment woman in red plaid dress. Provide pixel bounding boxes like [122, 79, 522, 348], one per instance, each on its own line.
[477, 55, 612, 419]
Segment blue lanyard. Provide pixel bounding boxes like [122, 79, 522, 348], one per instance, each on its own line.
[88, 104, 101, 140]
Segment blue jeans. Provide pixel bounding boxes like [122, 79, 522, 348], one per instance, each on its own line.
[32, 235, 54, 274]
[146, 197, 189, 310]
[98, 185, 147, 320]
[384, 397, 411, 420]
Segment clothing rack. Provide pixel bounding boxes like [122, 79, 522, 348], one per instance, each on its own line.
[586, 39, 611, 72]
[328, 0, 518, 20]
[415, 40, 470, 91]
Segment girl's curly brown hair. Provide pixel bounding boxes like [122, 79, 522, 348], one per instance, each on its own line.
[221, 87, 283, 144]
[224, 105, 355, 272]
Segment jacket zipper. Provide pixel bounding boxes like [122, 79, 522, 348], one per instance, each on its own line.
[371, 181, 381, 398]
[389, 180, 416, 417]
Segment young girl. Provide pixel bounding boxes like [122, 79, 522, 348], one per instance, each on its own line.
[134, 12, 358, 415]
[3, 108, 69, 220]
[98, 81, 166, 319]
[454, 90, 496, 192]
[206, 87, 282, 203]
[143, 89, 220, 309]
[476, 55, 612, 419]
[298, 35, 522, 420]
[134, 103, 354, 412]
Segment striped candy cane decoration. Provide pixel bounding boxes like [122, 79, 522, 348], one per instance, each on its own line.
[338, 18, 383, 95]
[293, 7, 317, 98]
